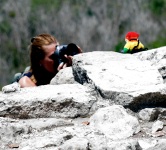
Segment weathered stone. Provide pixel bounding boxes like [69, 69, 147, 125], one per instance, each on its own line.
[57, 137, 89, 150]
[138, 139, 158, 149]
[73, 51, 166, 111]
[151, 120, 164, 133]
[144, 139, 166, 150]
[89, 105, 140, 140]
[138, 108, 159, 121]
[106, 140, 141, 150]
[50, 67, 78, 85]
[2, 82, 20, 93]
[0, 84, 97, 119]
[134, 46, 166, 83]
[1, 48, 166, 149]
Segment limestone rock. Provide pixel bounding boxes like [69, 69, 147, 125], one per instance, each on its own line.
[0, 84, 97, 119]
[2, 82, 20, 93]
[1, 48, 166, 149]
[50, 67, 78, 85]
[152, 120, 164, 134]
[89, 105, 140, 140]
[73, 51, 166, 111]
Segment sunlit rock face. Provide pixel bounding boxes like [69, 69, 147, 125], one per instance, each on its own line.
[0, 48, 166, 150]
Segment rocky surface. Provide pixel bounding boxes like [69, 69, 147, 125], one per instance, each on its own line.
[0, 47, 166, 150]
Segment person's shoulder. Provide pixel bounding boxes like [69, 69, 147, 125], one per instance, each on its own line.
[18, 75, 36, 88]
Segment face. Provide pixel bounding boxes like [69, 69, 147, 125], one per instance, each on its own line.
[40, 43, 59, 74]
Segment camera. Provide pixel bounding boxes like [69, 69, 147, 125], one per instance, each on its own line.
[51, 43, 80, 68]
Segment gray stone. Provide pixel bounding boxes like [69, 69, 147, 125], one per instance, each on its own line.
[50, 67, 78, 85]
[138, 108, 159, 121]
[0, 84, 97, 119]
[89, 105, 140, 140]
[134, 46, 166, 83]
[1, 48, 166, 149]
[2, 82, 20, 93]
[152, 120, 164, 133]
[73, 51, 166, 111]
[57, 137, 89, 150]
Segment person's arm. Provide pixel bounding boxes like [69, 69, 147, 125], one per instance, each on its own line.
[121, 47, 129, 53]
[121, 42, 130, 53]
[18, 76, 36, 88]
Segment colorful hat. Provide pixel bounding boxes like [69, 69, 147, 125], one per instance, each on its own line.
[125, 31, 139, 40]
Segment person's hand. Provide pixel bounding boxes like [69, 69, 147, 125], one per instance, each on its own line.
[57, 55, 73, 71]
[57, 45, 82, 71]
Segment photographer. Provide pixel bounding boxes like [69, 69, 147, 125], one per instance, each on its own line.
[18, 33, 82, 88]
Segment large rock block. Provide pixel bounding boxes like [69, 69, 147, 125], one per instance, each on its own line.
[0, 50, 166, 150]
[73, 51, 166, 111]
[0, 84, 97, 119]
[134, 46, 166, 83]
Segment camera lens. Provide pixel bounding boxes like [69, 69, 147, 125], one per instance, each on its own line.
[52, 43, 80, 70]
[66, 43, 80, 56]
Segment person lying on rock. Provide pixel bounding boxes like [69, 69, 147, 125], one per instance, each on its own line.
[121, 31, 148, 54]
[16, 33, 82, 88]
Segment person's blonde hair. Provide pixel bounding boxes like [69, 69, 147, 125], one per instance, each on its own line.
[29, 33, 58, 85]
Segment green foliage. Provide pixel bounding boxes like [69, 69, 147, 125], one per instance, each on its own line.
[107, 7, 113, 19]
[114, 41, 125, 52]
[9, 11, 16, 18]
[31, 0, 63, 10]
[118, 20, 130, 36]
[0, 20, 12, 34]
[13, 49, 20, 68]
[4, 42, 18, 68]
[28, 13, 39, 35]
[149, 0, 166, 16]
[69, 0, 86, 18]
[147, 37, 166, 49]
[2, 41, 27, 70]
[69, 0, 86, 5]
[29, 0, 64, 35]
[86, 7, 94, 17]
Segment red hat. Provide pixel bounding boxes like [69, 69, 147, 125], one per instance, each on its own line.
[125, 31, 139, 40]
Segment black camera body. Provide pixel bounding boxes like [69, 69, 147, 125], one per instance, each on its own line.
[51, 43, 80, 69]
